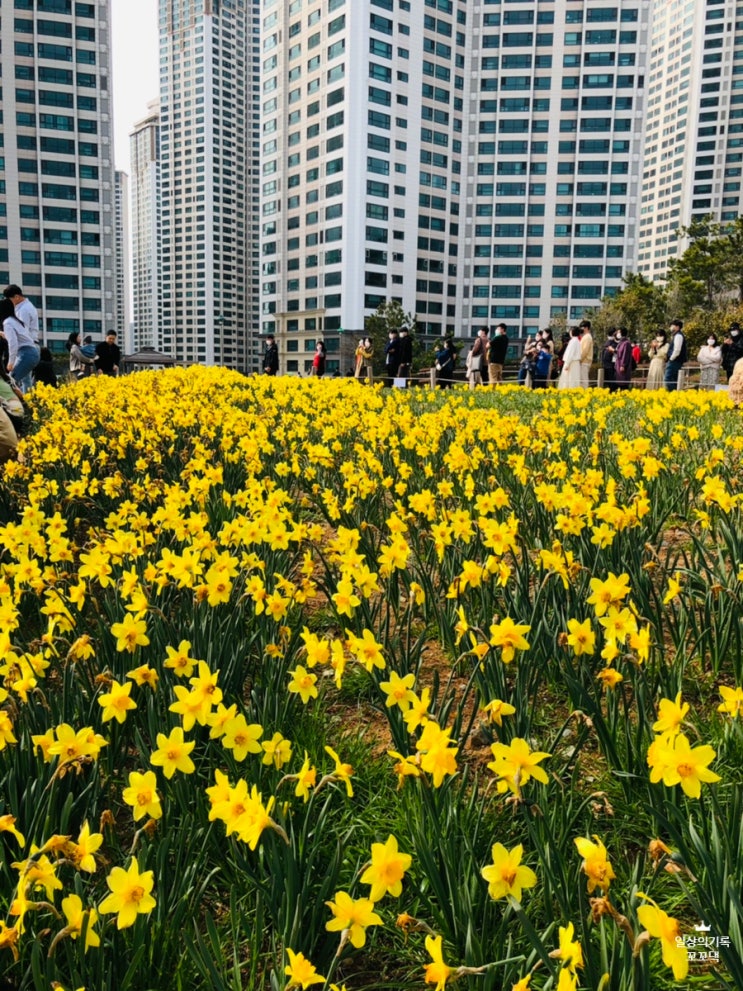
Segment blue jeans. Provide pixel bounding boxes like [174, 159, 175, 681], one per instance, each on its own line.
[13, 345, 40, 394]
[664, 360, 683, 391]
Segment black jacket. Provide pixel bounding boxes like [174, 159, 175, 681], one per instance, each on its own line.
[95, 340, 121, 375]
[488, 334, 508, 364]
[264, 342, 279, 374]
[722, 336, 743, 377]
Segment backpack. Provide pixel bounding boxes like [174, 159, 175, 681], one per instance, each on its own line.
[677, 333, 688, 364]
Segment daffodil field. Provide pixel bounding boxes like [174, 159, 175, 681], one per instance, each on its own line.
[1, 368, 743, 991]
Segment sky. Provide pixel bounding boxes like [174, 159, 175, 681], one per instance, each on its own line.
[111, 0, 160, 171]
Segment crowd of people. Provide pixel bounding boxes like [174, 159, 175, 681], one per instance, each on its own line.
[510, 318, 743, 395]
[262, 318, 743, 398]
[0, 283, 123, 462]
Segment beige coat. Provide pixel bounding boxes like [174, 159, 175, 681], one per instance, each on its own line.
[729, 357, 743, 405]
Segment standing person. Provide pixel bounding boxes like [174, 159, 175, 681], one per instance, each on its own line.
[354, 340, 365, 378]
[95, 330, 121, 377]
[697, 334, 722, 390]
[0, 367, 24, 462]
[532, 328, 554, 389]
[311, 341, 326, 377]
[487, 323, 509, 385]
[3, 285, 39, 341]
[0, 297, 40, 394]
[646, 331, 669, 390]
[65, 331, 97, 380]
[397, 326, 413, 381]
[361, 337, 374, 381]
[466, 327, 487, 389]
[558, 326, 582, 389]
[384, 330, 400, 387]
[518, 333, 539, 386]
[33, 347, 58, 388]
[555, 332, 571, 381]
[614, 327, 633, 390]
[3, 285, 39, 393]
[601, 331, 617, 391]
[263, 334, 279, 375]
[721, 323, 743, 381]
[728, 356, 743, 405]
[435, 338, 456, 388]
[579, 320, 594, 388]
[664, 319, 687, 391]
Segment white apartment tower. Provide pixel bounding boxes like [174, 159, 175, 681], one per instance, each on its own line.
[114, 169, 130, 342]
[158, 0, 260, 372]
[130, 101, 161, 351]
[0, 0, 117, 351]
[259, 0, 649, 372]
[638, 0, 743, 280]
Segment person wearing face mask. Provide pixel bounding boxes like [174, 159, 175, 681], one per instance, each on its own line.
[664, 319, 687, 391]
[722, 324, 743, 381]
[646, 330, 669, 390]
[697, 334, 722, 390]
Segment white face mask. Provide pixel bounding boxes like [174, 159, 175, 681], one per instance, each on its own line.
[732, 331, 740, 338]
[708, 339, 716, 346]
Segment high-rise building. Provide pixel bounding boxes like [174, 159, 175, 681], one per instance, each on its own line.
[0, 0, 117, 352]
[157, 0, 260, 372]
[638, 0, 743, 280]
[259, 0, 649, 373]
[114, 169, 130, 343]
[130, 100, 161, 352]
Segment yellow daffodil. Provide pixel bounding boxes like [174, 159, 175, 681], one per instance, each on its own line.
[718, 685, 743, 719]
[221, 714, 263, 762]
[97, 679, 137, 724]
[566, 618, 595, 657]
[574, 835, 615, 893]
[636, 894, 688, 980]
[480, 698, 516, 726]
[488, 617, 531, 664]
[423, 934, 453, 991]
[61, 893, 100, 950]
[325, 891, 382, 948]
[287, 665, 318, 704]
[597, 667, 624, 689]
[72, 821, 103, 873]
[553, 922, 583, 975]
[122, 770, 162, 822]
[324, 745, 354, 797]
[587, 572, 631, 616]
[261, 731, 292, 769]
[150, 726, 196, 778]
[379, 671, 416, 710]
[360, 834, 412, 901]
[110, 614, 150, 653]
[0, 815, 25, 848]
[663, 572, 682, 605]
[284, 948, 324, 989]
[647, 732, 720, 798]
[164, 640, 197, 678]
[487, 738, 550, 797]
[652, 692, 689, 736]
[481, 843, 537, 902]
[331, 578, 360, 618]
[98, 859, 156, 929]
[127, 664, 159, 689]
